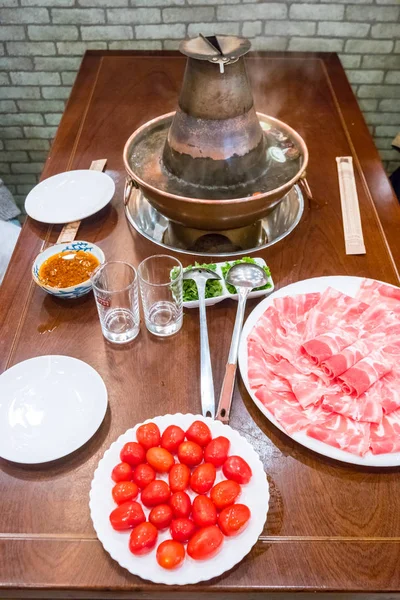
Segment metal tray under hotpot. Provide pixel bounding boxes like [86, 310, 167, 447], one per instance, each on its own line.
[125, 184, 304, 258]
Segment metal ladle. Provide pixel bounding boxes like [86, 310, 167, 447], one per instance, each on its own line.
[216, 262, 268, 424]
[183, 267, 222, 419]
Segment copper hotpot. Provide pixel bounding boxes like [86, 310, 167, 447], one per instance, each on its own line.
[123, 111, 309, 231]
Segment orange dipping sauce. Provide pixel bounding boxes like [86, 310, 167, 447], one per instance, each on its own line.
[39, 250, 100, 288]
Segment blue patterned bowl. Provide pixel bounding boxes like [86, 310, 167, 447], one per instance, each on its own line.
[32, 240, 105, 299]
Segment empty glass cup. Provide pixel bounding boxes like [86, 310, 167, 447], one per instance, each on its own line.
[138, 254, 183, 337]
[91, 261, 140, 344]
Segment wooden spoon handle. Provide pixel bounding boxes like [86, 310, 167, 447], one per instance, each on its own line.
[216, 363, 237, 425]
[56, 158, 107, 244]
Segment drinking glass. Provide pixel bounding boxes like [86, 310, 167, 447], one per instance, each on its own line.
[138, 254, 183, 337]
[91, 261, 140, 344]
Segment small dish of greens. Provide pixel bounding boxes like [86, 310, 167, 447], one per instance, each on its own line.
[180, 257, 274, 308]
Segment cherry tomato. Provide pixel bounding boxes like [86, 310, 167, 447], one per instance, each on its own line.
[111, 462, 133, 483]
[109, 501, 145, 531]
[141, 480, 171, 507]
[170, 518, 197, 543]
[149, 504, 174, 530]
[161, 425, 185, 453]
[222, 456, 252, 484]
[190, 463, 216, 494]
[132, 463, 156, 489]
[217, 504, 251, 537]
[192, 494, 217, 527]
[136, 423, 161, 450]
[210, 480, 241, 510]
[146, 447, 174, 473]
[169, 463, 190, 492]
[170, 491, 191, 518]
[156, 540, 185, 570]
[185, 420, 212, 447]
[112, 481, 139, 505]
[120, 441, 145, 467]
[204, 436, 230, 467]
[177, 441, 203, 467]
[129, 522, 158, 556]
[187, 526, 223, 560]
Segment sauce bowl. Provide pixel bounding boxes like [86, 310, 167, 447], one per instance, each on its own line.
[32, 240, 105, 299]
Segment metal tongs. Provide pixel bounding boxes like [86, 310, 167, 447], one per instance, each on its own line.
[183, 267, 221, 418]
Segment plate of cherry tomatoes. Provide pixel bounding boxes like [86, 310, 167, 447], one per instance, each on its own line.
[89, 413, 269, 585]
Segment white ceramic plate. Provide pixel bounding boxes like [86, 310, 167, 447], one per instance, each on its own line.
[0, 355, 108, 464]
[89, 413, 269, 585]
[238, 275, 400, 468]
[183, 257, 274, 309]
[25, 170, 115, 224]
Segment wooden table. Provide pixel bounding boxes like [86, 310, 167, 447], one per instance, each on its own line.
[1, 51, 400, 599]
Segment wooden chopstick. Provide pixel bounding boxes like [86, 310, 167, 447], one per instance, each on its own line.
[336, 156, 366, 255]
[56, 158, 107, 244]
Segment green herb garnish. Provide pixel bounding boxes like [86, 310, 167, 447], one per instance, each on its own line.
[221, 257, 271, 294]
[172, 262, 224, 302]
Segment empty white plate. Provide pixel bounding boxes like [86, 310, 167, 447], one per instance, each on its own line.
[25, 170, 115, 224]
[0, 355, 108, 464]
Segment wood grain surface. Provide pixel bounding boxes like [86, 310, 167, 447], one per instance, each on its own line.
[1, 51, 400, 598]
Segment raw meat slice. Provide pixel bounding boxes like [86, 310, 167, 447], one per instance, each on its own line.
[273, 292, 321, 337]
[255, 386, 329, 435]
[302, 287, 368, 342]
[378, 372, 400, 414]
[356, 279, 400, 306]
[338, 349, 392, 397]
[370, 409, 400, 454]
[307, 414, 371, 456]
[321, 391, 383, 424]
[321, 339, 374, 379]
[247, 340, 291, 392]
[301, 329, 357, 365]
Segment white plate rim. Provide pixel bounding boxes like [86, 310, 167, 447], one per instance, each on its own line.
[0, 355, 108, 464]
[89, 413, 269, 585]
[25, 170, 115, 224]
[238, 275, 400, 468]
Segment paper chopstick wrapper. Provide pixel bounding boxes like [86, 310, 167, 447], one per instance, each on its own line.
[56, 158, 107, 244]
[336, 156, 366, 255]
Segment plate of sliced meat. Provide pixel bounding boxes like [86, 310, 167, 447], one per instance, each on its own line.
[238, 276, 400, 467]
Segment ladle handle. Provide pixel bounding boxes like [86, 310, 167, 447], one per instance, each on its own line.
[198, 282, 216, 419]
[216, 288, 249, 424]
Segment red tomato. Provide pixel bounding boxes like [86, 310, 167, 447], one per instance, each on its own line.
[170, 518, 197, 543]
[169, 463, 190, 492]
[111, 462, 133, 483]
[185, 420, 212, 447]
[222, 456, 252, 484]
[141, 480, 171, 508]
[136, 423, 161, 450]
[156, 540, 185, 570]
[146, 447, 174, 473]
[217, 504, 251, 537]
[109, 501, 145, 531]
[112, 481, 139, 505]
[177, 441, 203, 467]
[170, 491, 191, 518]
[132, 463, 156, 489]
[120, 441, 145, 467]
[149, 504, 174, 530]
[192, 494, 217, 527]
[190, 463, 216, 494]
[129, 522, 158, 556]
[161, 425, 185, 453]
[187, 526, 223, 560]
[204, 436, 230, 467]
[210, 480, 241, 510]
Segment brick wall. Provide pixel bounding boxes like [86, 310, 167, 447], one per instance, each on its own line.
[0, 0, 399, 208]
